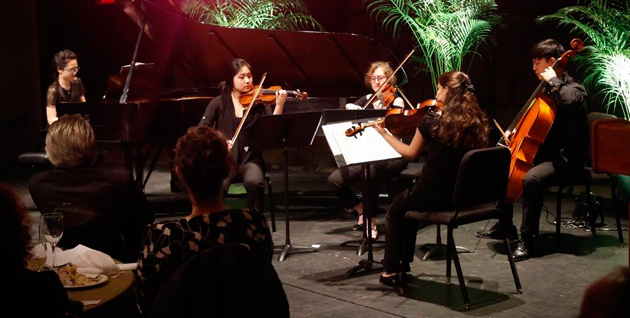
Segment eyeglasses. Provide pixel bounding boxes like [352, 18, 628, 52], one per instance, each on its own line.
[64, 66, 80, 74]
[370, 76, 387, 82]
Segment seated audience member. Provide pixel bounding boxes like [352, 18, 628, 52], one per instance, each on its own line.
[0, 183, 82, 317]
[578, 266, 630, 318]
[29, 114, 151, 262]
[136, 126, 274, 314]
[148, 243, 289, 317]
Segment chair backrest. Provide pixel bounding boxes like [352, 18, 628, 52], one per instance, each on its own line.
[585, 112, 616, 165]
[149, 243, 289, 318]
[452, 146, 510, 209]
[591, 118, 630, 176]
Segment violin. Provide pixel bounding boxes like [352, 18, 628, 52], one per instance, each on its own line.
[345, 99, 442, 137]
[239, 85, 307, 107]
[501, 38, 584, 204]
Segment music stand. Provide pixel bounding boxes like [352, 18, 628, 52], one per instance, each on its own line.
[249, 111, 323, 262]
[321, 121, 402, 277]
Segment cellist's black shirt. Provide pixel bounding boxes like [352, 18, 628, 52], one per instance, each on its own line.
[535, 72, 588, 164]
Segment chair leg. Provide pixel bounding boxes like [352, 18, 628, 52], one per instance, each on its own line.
[502, 224, 522, 293]
[447, 227, 470, 310]
[445, 226, 452, 283]
[265, 176, 276, 233]
[556, 187, 564, 249]
[584, 183, 597, 236]
[611, 181, 625, 245]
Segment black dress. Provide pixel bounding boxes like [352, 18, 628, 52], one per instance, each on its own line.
[382, 111, 469, 273]
[199, 93, 274, 212]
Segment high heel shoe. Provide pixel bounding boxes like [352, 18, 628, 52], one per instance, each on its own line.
[365, 218, 378, 240]
[352, 214, 364, 231]
[379, 273, 400, 286]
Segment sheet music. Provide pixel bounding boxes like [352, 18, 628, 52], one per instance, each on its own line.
[322, 121, 402, 167]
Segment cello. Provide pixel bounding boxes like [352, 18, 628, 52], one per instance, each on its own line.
[500, 38, 584, 204]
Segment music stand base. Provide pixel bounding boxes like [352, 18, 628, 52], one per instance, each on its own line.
[277, 244, 318, 262]
[341, 238, 385, 256]
[344, 258, 383, 278]
[419, 242, 471, 261]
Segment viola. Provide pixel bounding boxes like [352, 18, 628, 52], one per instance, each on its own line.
[501, 38, 584, 204]
[345, 99, 442, 137]
[239, 85, 307, 107]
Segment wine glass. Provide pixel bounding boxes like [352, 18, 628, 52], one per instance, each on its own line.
[40, 211, 64, 269]
[29, 225, 48, 272]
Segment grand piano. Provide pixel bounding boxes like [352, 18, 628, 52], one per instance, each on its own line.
[57, 0, 408, 190]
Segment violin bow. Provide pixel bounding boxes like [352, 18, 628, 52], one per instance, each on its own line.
[231, 72, 267, 145]
[394, 85, 416, 110]
[362, 48, 416, 110]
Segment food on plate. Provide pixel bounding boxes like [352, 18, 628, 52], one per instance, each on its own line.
[57, 263, 100, 287]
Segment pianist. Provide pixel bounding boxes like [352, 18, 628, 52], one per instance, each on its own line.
[45, 49, 86, 125]
[199, 58, 287, 213]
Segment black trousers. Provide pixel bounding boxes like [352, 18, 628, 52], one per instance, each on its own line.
[383, 179, 451, 273]
[326, 158, 407, 215]
[500, 155, 582, 240]
[224, 162, 265, 213]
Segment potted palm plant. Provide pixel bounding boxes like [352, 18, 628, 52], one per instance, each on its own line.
[366, 0, 502, 91]
[181, 0, 322, 31]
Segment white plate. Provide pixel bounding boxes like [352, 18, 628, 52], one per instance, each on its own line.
[63, 273, 108, 289]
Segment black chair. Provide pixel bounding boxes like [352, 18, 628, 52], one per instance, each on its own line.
[403, 146, 521, 310]
[226, 173, 276, 232]
[148, 243, 289, 318]
[553, 112, 624, 247]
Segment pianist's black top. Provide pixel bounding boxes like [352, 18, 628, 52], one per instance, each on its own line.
[199, 93, 273, 167]
[46, 77, 85, 106]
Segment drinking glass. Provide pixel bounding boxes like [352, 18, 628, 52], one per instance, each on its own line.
[40, 211, 64, 269]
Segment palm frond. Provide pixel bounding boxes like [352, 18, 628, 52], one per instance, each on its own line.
[366, 0, 501, 91]
[537, 0, 630, 119]
[181, 0, 323, 31]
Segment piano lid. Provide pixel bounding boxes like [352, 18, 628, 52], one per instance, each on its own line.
[122, 0, 408, 97]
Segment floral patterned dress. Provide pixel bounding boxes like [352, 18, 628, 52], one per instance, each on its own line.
[136, 208, 273, 312]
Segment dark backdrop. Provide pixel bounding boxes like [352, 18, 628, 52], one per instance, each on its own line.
[0, 0, 592, 173]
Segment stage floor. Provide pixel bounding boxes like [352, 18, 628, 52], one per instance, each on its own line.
[7, 163, 628, 317]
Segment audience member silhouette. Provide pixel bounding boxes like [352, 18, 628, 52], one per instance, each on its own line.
[0, 183, 82, 317]
[578, 266, 630, 318]
[136, 125, 274, 315]
[29, 114, 151, 262]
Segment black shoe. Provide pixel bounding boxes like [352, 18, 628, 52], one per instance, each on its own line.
[352, 223, 365, 231]
[513, 239, 534, 262]
[476, 222, 518, 241]
[379, 273, 401, 287]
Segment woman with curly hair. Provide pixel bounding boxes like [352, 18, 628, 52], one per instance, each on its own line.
[373, 71, 489, 286]
[136, 126, 274, 314]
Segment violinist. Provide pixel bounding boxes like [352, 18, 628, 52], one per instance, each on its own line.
[199, 58, 287, 213]
[344, 61, 404, 110]
[327, 61, 407, 238]
[477, 39, 588, 261]
[374, 71, 488, 286]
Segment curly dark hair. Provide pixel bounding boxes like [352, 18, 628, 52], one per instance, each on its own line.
[433, 71, 489, 150]
[1, 183, 32, 270]
[174, 126, 236, 202]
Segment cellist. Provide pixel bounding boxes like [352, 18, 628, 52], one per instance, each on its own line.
[477, 39, 588, 261]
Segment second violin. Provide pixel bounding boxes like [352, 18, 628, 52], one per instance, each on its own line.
[239, 85, 307, 107]
[345, 99, 442, 138]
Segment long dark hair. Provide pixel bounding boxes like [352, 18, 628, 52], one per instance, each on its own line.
[433, 71, 489, 150]
[221, 58, 253, 94]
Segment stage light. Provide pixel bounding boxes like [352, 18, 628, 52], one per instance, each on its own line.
[96, 0, 117, 5]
